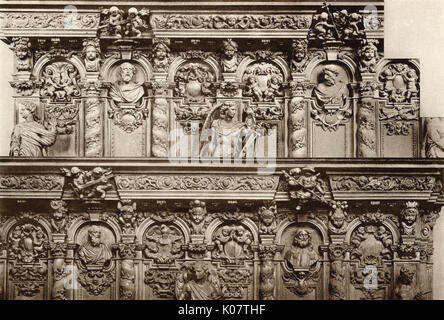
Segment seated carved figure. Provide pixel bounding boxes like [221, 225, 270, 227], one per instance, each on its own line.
[109, 62, 145, 104]
[77, 226, 112, 267]
[313, 65, 349, 107]
[9, 102, 57, 157]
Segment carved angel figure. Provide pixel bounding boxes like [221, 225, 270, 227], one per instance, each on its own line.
[176, 261, 222, 300]
[9, 102, 57, 157]
[99, 6, 124, 36]
[144, 224, 184, 264]
[379, 63, 418, 103]
[8, 224, 48, 263]
[61, 166, 113, 199]
[212, 224, 253, 263]
[200, 102, 257, 158]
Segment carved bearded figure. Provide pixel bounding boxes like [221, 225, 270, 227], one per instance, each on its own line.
[285, 229, 319, 269]
[9, 102, 57, 157]
[77, 226, 112, 267]
[313, 65, 349, 107]
[110, 62, 145, 104]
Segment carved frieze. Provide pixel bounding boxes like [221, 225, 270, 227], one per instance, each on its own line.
[61, 167, 114, 199]
[152, 14, 311, 30]
[330, 175, 436, 192]
[0, 175, 63, 190]
[116, 175, 279, 191]
[0, 12, 100, 29]
[219, 268, 252, 299]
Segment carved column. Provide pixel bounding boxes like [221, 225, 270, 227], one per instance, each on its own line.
[258, 244, 278, 300]
[117, 243, 137, 300]
[151, 82, 170, 158]
[357, 81, 378, 157]
[83, 81, 104, 157]
[50, 241, 67, 300]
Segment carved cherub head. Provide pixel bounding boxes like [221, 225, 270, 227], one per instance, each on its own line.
[258, 205, 276, 227]
[110, 6, 120, 17]
[329, 202, 348, 229]
[294, 229, 311, 248]
[51, 200, 68, 219]
[291, 40, 308, 62]
[401, 201, 418, 226]
[222, 39, 238, 59]
[88, 226, 102, 247]
[11, 38, 31, 60]
[319, 12, 329, 22]
[118, 200, 137, 217]
[128, 7, 138, 18]
[119, 62, 137, 83]
[225, 16, 237, 27]
[189, 200, 206, 224]
[358, 41, 378, 62]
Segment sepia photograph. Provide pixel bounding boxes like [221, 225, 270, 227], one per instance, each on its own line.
[0, 0, 442, 309]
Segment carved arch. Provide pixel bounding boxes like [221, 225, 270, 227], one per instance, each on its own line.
[275, 218, 329, 245]
[204, 217, 259, 244]
[345, 217, 401, 245]
[167, 56, 221, 82]
[101, 56, 153, 83]
[235, 56, 290, 83]
[3, 215, 52, 242]
[68, 219, 121, 244]
[33, 54, 86, 80]
[135, 217, 190, 244]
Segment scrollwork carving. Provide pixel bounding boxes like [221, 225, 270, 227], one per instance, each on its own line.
[41, 62, 81, 102]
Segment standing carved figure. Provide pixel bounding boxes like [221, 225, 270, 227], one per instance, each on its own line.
[201, 102, 257, 158]
[109, 62, 145, 104]
[9, 102, 57, 157]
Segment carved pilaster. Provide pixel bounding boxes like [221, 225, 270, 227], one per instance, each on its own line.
[151, 82, 169, 157]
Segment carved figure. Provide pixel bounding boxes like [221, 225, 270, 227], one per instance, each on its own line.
[310, 12, 335, 40]
[9, 102, 57, 157]
[77, 226, 112, 267]
[358, 40, 379, 73]
[379, 63, 418, 103]
[200, 102, 257, 158]
[125, 7, 144, 37]
[313, 65, 349, 107]
[394, 266, 424, 300]
[152, 40, 170, 72]
[8, 224, 48, 263]
[400, 201, 418, 235]
[10, 37, 32, 71]
[174, 63, 215, 102]
[117, 200, 138, 233]
[100, 6, 124, 37]
[290, 39, 309, 72]
[221, 39, 239, 73]
[283, 167, 325, 207]
[187, 200, 210, 234]
[82, 39, 101, 72]
[212, 224, 253, 262]
[176, 261, 222, 300]
[258, 204, 277, 234]
[284, 229, 319, 269]
[328, 202, 349, 234]
[110, 62, 145, 104]
[50, 200, 67, 233]
[242, 62, 284, 102]
[62, 166, 113, 199]
[424, 117, 444, 158]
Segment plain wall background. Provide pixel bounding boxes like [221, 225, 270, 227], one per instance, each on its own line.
[0, 0, 443, 298]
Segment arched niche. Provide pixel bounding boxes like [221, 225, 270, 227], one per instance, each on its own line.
[136, 217, 190, 244]
[275, 218, 328, 246]
[4, 216, 52, 243]
[33, 54, 86, 80]
[74, 222, 117, 247]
